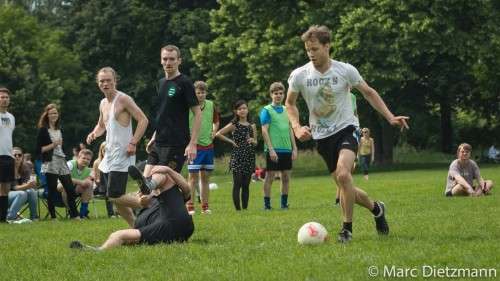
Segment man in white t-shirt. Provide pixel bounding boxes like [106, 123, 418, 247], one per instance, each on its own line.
[286, 25, 409, 243]
[0, 87, 15, 223]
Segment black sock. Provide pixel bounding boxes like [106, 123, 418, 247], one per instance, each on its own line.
[343, 222, 352, 233]
[0, 195, 8, 222]
[371, 201, 381, 216]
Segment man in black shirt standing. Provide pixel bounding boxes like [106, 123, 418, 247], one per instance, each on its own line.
[144, 45, 201, 179]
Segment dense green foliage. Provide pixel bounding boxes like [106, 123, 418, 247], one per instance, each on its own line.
[0, 0, 498, 161]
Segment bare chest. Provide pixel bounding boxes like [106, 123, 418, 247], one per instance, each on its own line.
[101, 99, 130, 127]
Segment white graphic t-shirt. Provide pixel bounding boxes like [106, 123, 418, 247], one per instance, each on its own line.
[288, 60, 362, 140]
[0, 111, 15, 156]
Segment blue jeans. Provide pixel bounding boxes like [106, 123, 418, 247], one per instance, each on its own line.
[359, 155, 371, 175]
[35, 159, 47, 191]
[7, 189, 38, 220]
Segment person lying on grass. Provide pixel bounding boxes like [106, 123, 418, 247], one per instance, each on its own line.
[445, 143, 494, 197]
[70, 165, 193, 251]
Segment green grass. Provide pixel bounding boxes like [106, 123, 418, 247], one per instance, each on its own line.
[1, 158, 499, 281]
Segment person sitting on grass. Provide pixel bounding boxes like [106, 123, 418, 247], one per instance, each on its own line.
[7, 146, 38, 223]
[70, 165, 193, 251]
[58, 149, 94, 218]
[445, 143, 494, 197]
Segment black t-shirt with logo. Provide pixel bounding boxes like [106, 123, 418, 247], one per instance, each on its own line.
[154, 74, 198, 147]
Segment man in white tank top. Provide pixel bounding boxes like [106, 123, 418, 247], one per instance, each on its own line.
[86, 67, 149, 227]
[286, 25, 409, 243]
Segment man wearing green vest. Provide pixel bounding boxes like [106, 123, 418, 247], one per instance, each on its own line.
[58, 149, 94, 218]
[260, 82, 298, 210]
[186, 81, 219, 215]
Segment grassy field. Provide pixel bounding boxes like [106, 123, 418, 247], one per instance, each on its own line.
[1, 153, 499, 281]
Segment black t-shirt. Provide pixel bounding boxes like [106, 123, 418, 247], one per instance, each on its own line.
[154, 75, 198, 147]
[134, 185, 191, 229]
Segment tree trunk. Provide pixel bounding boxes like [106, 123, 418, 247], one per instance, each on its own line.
[380, 121, 394, 164]
[439, 95, 453, 153]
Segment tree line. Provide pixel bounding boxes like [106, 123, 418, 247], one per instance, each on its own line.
[1, 0, 498, 163]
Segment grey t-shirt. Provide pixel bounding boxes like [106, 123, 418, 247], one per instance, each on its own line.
[445, 159, 480, 193]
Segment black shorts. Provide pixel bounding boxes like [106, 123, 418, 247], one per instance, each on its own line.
[102, 171, 129, 198]
[316, 125, 359, 173]
[0, 155, 15, 183]
[266, 152, 292, 171]
[137, 188, 194, 244]
[147, 144, 185, 172]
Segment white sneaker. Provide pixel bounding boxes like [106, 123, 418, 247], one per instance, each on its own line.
[13, 218, 32, 224]
[201, 209, 212, 215]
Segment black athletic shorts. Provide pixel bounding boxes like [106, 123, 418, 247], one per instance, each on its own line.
[0, 155, 15, 183]
[316, 125, 359, 173]
[136, 187, 194, 244]
[147, 144, 185, 172]
[102, 171, 129, 198]
[266, 152, 292, 171]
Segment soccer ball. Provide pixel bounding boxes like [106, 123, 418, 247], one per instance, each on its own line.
[209, 183, 218, 190]
[297, 222, 328, 245]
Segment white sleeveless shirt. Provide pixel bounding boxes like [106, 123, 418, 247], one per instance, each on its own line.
[99, 92, 135, 173]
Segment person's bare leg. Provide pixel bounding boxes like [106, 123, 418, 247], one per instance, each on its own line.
[336, 149, 357, 223]
[143, 164, 153, 178]
[111, 194, 143, 227]
[200, 170, 210, 206]
[99, 229, 141, 250]
[451, 184, 470, 196]
[263, 170, 275, 197]
[281, 170, 290, 195]
[353, 187, 374, 210]
[80, 185, 93, 203]
[188, 172, 199, 204]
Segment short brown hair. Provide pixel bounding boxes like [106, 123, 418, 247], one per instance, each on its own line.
[269, 82, 285, 94]
[301, 25, 331, 45]
[78, 148, 94, 159]
[96, 67, 118, 83]
[457, 143, 472, 155]
[194, 81, 207, 91]
[161, 45, 181, 58]
[37, 103, 60, 129]
[0, 87, 11, 95]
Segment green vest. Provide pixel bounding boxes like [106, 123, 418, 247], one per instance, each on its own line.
[350, 92, 357, 113]
[70, 159, 91, 180]
[263, 104, 292, 152]
[189, 99, 214, 147]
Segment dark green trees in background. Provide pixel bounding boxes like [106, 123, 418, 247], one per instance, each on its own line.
[194, 0, 500, 163]
[1, 0, 498, 162]
[0, 4, 84, 152]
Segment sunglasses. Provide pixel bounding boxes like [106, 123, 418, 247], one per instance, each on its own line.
[14, 153, 22, 158]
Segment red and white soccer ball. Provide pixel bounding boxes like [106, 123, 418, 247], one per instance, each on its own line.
[297, 222, 328, 245]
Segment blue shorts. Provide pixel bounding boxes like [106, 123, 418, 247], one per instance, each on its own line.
[188, 148, 214, 173]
